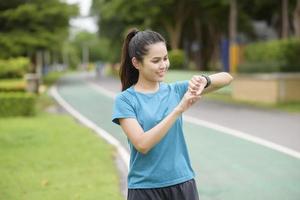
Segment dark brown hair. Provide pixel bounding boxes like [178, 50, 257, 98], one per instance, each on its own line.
[119, 28, 166, 91]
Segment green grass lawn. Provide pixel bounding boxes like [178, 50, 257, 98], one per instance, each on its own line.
[0, 98, 124, 199]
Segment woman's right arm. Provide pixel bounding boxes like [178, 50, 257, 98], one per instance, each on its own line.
[119, 90, 200, 154]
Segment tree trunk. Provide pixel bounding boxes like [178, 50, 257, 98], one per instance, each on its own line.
[229, 0, 237, 43]
[162, 1, 190, 49]
[194, 17, 203, 70]
[294, 0, 300, 37]
[207, 23, 221, 70]
[229, 0, 238, 73]
[282, 0, 289, 38]
[166, 22, 182, 50]
[201, 24, 214, 71]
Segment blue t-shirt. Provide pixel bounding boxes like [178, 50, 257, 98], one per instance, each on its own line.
[112, 81, 195, 189]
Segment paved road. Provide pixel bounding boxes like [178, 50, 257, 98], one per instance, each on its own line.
[56, 72, 300, 200]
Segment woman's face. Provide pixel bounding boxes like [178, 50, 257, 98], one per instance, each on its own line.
[136, 42, 169, 83]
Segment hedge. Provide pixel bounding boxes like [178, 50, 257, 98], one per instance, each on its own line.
[239, 38, 300, 73]
[0, 57, 30, 78]
[0, 79, 26, 92]
[0, 92, 36, 117]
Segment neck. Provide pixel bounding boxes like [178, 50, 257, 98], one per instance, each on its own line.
[134, 77, 159, 93]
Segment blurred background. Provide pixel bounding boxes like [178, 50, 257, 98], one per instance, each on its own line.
[0, 0, 300, 199]
[1, 0, 300, 105]
[1, 0, 300, 72]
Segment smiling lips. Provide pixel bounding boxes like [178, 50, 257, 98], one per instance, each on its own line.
[157, 71, 166, 77]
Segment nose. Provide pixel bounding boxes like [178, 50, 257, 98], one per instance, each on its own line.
[159, 61, 169, 70]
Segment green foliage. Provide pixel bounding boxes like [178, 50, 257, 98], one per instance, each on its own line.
[90, 0, 233, 65]
[280, 38, 300, 72]
[0, 79, 26, 92]
[70, 31, 115, 63]
[91, 0, 299, 70]
[43, 71, 66, 86]
[239, 38, 300, 73]
[91, 0, 180, 62]
[168, 49, 185, 70]
[0, 1, 78, 59]
[60, 42, 80, 69]
[0, 57, 30, 78]
[238, 61, 281, 73]
[0, 92, 36, 117]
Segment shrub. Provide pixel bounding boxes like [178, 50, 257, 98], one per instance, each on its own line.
[280, 38, 300, 72]
[168, 49, 185, 70]
[0, 57, 30, 78]
[0, 92, 36, 117]
[239, 38, 300, 73]
[0, 79, 26, 92]
[238, 61, 281, 73]
[43, 71, 65, 86]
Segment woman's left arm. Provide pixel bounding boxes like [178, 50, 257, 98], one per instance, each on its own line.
[189, 72, 233, 95]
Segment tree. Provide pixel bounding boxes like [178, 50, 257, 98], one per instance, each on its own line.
[182, 0, 233, 70]
[293, 0, 300, 37]
[282, 0, 289, 38]
[229, 0, 237, 43]
[0, 0, 78, 71]
[93, 0, 299, 71]
[92, 0, 195, 50]
[70, 31, 112, 62]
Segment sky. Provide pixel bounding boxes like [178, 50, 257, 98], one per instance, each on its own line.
[65, 0, 98, 33]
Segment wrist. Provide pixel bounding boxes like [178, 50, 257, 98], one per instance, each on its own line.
[201, 74, 211, 88]
[174, 106, 184, 115]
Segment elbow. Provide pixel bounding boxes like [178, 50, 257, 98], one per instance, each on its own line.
[136, 143, 150, 155]
[222, 72, 234, 85]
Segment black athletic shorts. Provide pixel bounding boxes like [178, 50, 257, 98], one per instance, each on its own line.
[127, 179, 199, 200]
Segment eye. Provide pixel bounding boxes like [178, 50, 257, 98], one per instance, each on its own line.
[152, 59, 160, 63]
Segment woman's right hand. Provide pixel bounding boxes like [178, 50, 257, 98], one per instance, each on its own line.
[175, 90, 200, 113]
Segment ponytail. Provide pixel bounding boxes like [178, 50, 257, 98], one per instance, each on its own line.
[119, 28, 139, 91]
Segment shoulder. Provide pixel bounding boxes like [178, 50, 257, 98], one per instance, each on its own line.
[115, 87, 135, 104]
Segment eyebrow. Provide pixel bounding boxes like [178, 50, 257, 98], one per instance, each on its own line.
[151, 54, 168, 60]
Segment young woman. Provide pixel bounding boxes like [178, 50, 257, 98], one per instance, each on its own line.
[112, 28, 233, 200]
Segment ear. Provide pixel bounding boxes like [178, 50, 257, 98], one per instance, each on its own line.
[131, 57, 140, 69]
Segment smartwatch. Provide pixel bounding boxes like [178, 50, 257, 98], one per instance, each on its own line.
[201, 74, 211, 88]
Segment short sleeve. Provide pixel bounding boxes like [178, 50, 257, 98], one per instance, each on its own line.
[112, 93, 136, 125]
[174, 80, 189, 99]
